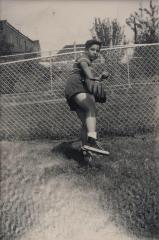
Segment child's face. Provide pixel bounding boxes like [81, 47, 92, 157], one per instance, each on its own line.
[86, 44, 100, 61]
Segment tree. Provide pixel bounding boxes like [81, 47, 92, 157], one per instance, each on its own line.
[91, 17, 126, 47]
[126, 0, 159, 43]
[126, 14, 138, 43]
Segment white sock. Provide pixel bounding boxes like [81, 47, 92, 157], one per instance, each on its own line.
[88, 132, 97, 139]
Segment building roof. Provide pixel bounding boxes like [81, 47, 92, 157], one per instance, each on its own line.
[0, 20, 39, 44]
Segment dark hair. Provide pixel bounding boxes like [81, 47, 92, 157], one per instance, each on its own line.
[85, 39, 102, 50]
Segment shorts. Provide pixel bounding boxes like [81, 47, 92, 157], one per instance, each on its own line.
[65, 73, 89, 111]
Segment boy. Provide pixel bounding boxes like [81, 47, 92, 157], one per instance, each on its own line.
[65, 39, 109, 155]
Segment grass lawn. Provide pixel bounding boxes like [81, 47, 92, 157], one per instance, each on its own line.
[1, 133, 159, 240]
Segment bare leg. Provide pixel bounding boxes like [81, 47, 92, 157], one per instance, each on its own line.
[73, 93, 109, 155]
[74, 93, 97, 137]
[76, 109, 87, 145]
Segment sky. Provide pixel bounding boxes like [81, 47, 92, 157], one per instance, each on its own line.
[0, 0, 157, 52]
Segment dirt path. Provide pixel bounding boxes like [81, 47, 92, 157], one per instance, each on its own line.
[21, 175, 134, 240]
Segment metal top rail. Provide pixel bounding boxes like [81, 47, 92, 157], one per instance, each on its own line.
[0, 43, 159, 66]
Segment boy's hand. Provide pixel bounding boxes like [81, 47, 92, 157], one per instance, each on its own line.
[100, 71, 109, 80]
[90, 71, 109, 82]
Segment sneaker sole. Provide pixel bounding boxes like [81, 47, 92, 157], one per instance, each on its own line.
[82, 145, 110, 155]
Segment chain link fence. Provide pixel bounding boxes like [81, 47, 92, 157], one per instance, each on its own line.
[0, 44, 159, 140]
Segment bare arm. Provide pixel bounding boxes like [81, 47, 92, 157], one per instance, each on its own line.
[79, 61, 99, 80]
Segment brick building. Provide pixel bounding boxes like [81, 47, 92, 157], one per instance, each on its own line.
[0, 20, 40, 56]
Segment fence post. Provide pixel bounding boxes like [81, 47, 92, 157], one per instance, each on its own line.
[126, 48, 131, 88]
[49, 51, 53, 91]
[73, 41, 77, 60]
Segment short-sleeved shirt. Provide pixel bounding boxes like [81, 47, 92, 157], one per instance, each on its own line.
[71, 53, 92, 80]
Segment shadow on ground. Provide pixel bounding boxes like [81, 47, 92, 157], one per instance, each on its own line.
[52, 135, 159, 240]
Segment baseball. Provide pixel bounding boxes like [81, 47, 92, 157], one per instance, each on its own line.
[101, 71, 109, 79]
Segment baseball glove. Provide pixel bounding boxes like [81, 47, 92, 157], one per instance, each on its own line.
[93, 81, 106, 103]
[85, 78, 106, 103]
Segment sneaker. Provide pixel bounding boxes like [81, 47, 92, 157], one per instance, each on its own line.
[82, 137, 110, 155]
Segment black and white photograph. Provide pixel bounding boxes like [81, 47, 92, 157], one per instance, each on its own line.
[0, 0, 159, 239]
